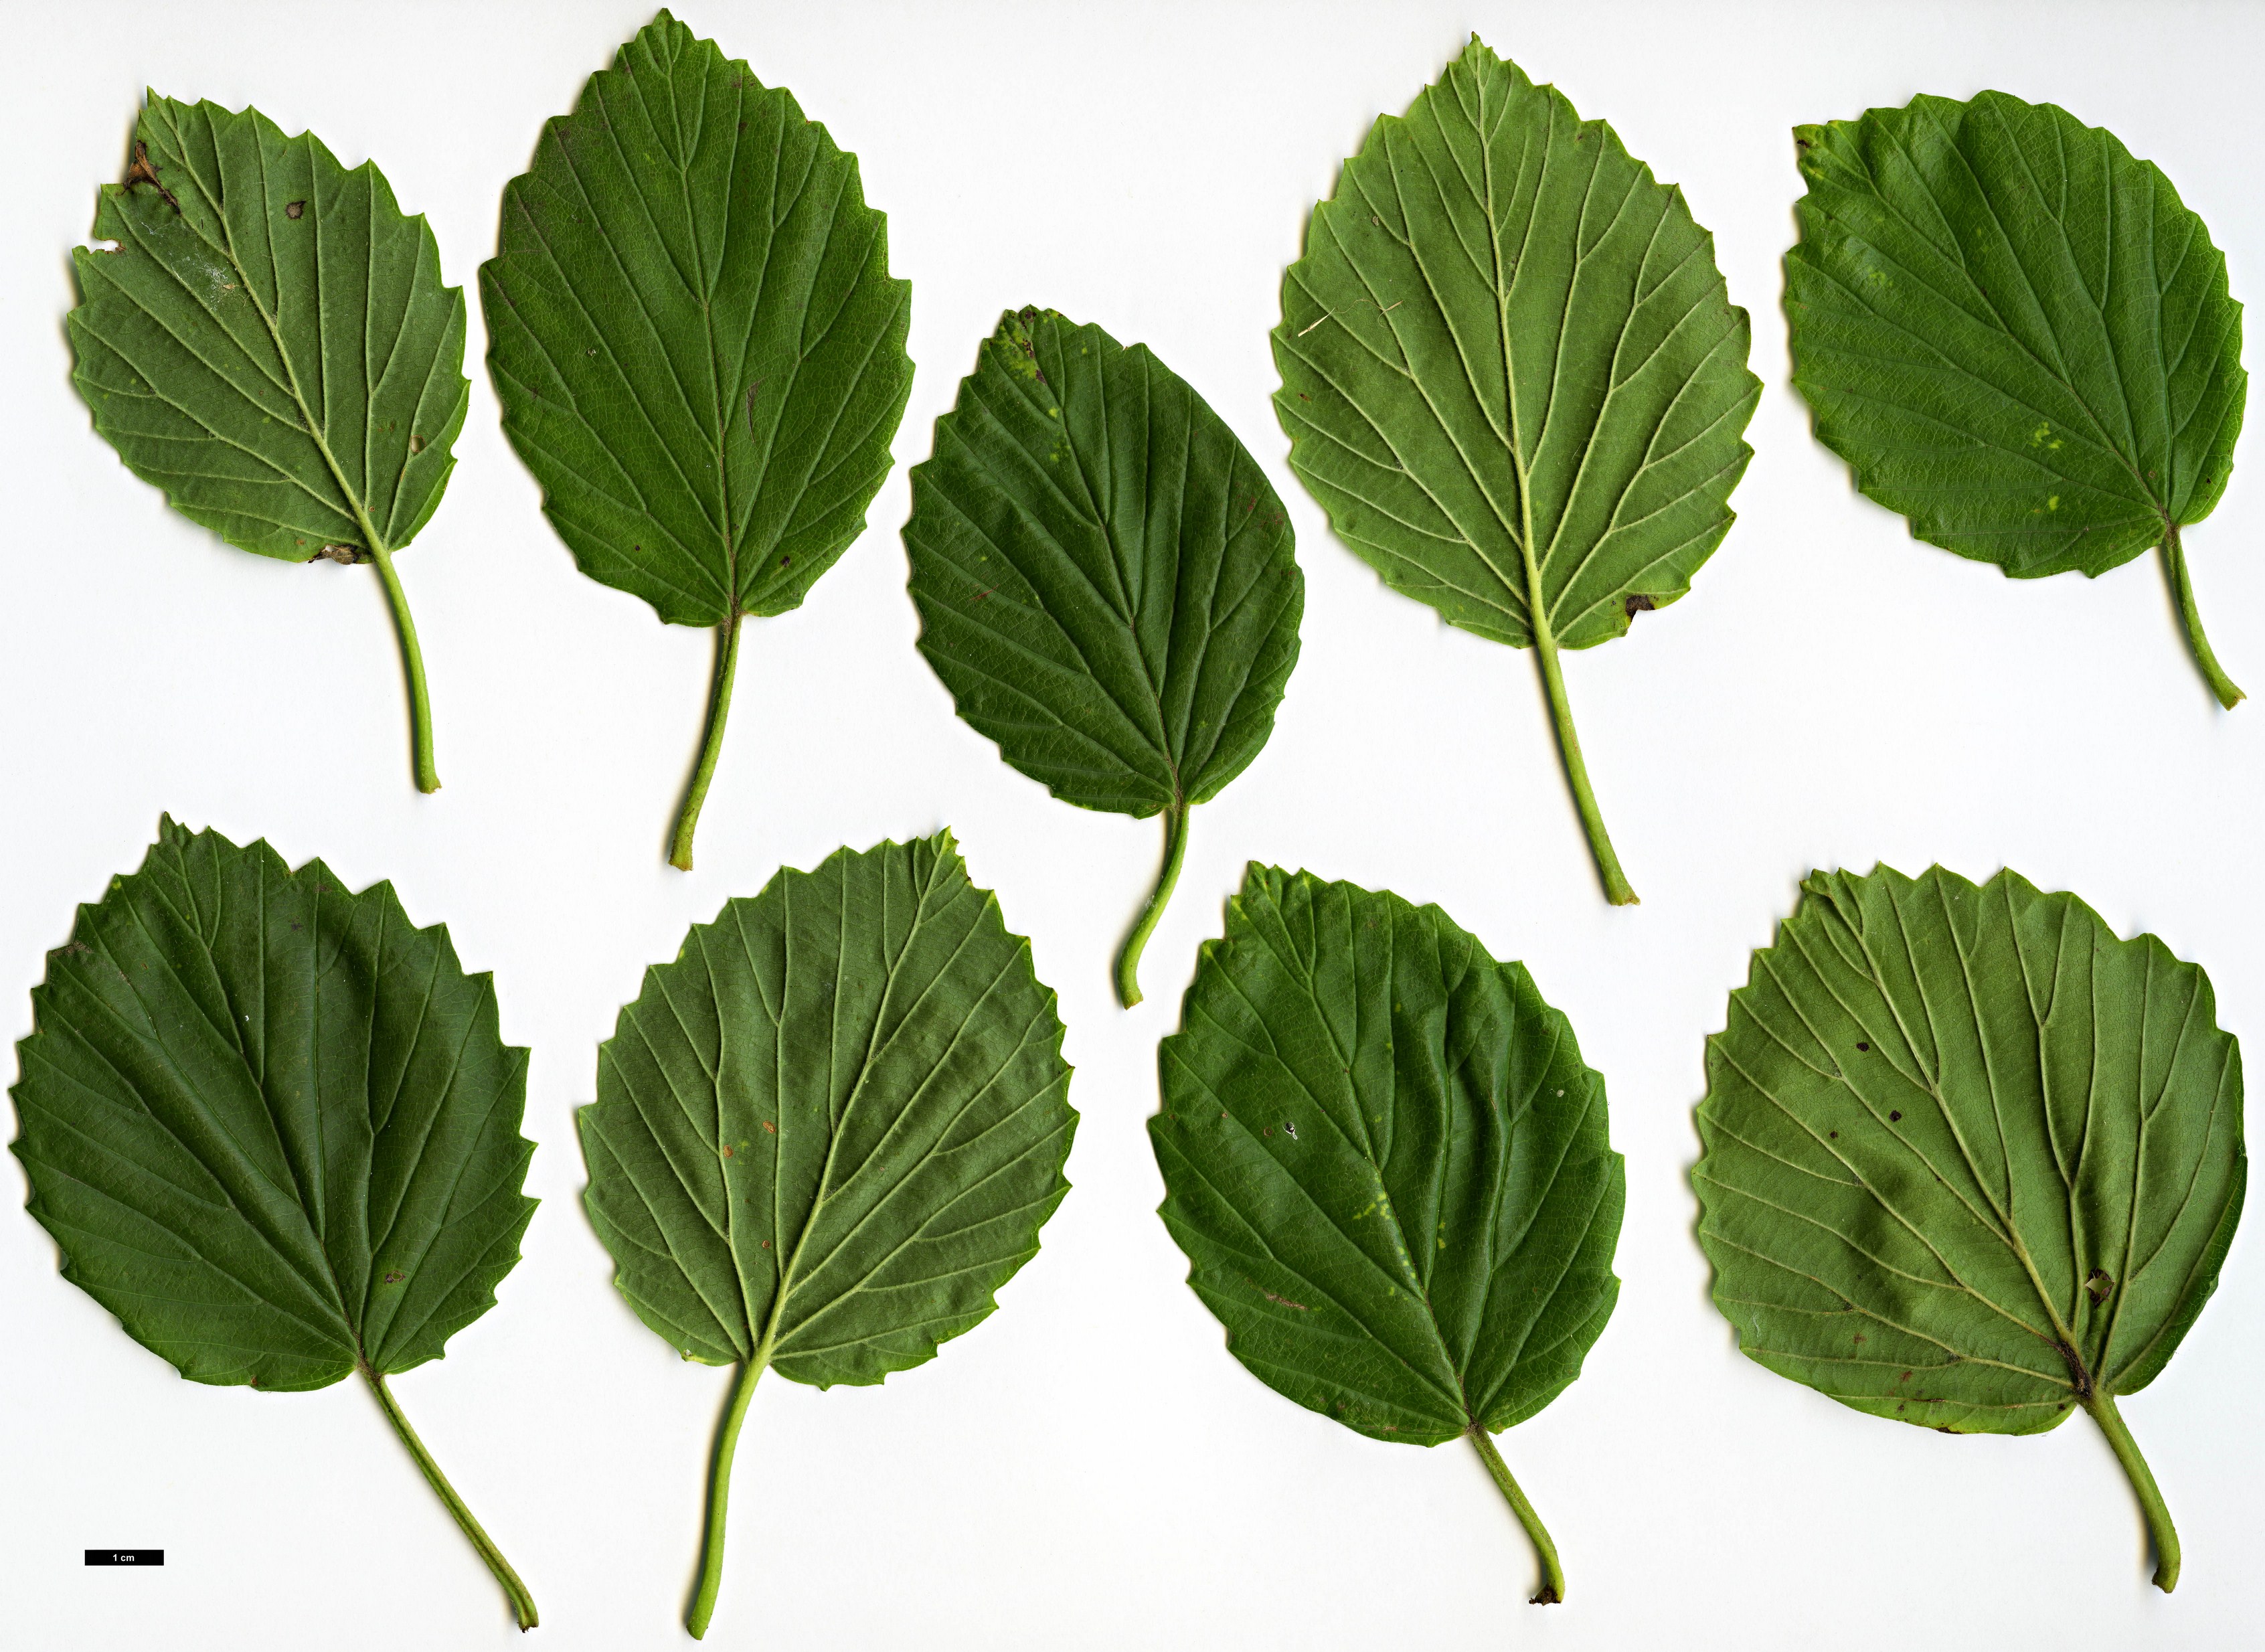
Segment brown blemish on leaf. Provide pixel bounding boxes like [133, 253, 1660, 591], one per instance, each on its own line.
[720, 1145, 734, 1159]
[2085, 1268, 2114, 1304]
[1624, 592, 1655, 618]
[285, 200, 306, 220]
[760, 1120, 776, 1134]
[315, 544, 363, 565]
[409, 434, 426, 455]
[122, 142, 181, 212]
[1260, 1289, 1309, 1311]
[384, 1269, 405, 1284]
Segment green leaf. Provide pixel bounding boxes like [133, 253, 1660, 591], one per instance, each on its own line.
[1786, 91, 2250, 708]
[481, 10, 915, 869]
[1693, 863, 2246, 1592]
[578, 831, 1075, 1638]
[10, 819, 539, 1627]
[904, 307, 1304, 1007]
[68, 97, 468, 793]
[1274, 38, 1758, 906]
[1151, 865, 1622, 1604]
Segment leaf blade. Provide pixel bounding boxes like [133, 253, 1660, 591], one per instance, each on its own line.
[904, 308, 1305, 819]
[480, 11, 914, 631]
[1693, 863, 2245, 1577]
[578, 831, 1076, 1384]
[9, 819, 537, 1392]
[1786, 92, 2246, 581]
[1273, 39, 1759, 651]
[1151, 865, 1624, 1447]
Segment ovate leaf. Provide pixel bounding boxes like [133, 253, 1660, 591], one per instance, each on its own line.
[482, 10, 914, 868]
[1275, 38, 1758, 906]
[10, 819, 539, 1627]
[1693, 863, 2244, 1592]
[1151, 865, 1623, 1603]
[904, 307, 1303, 1007]
[1786, 92, 2249, 707]
[70, 97, 469, 792]
[578, 831, 1074, 1638]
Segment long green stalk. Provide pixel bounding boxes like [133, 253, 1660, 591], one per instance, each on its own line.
[2162, 525, 2244, 710]
[686, 1357, 767, 1639]
[361, 1367, 537, 1630]
[365, 543, 440, 793]
[671, 612, 746, 871]
[1114, 799, 1189, 1009]
[2086, 1392, 2180, 1592]
[1468, 1425, 1565, 1605]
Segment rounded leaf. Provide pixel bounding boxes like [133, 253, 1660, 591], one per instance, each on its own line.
[10, 819, 536, 1392]
[481, 11, 914, 629]
[1151, 865, 1623, 1444]
[1695, 864, 2245, 1433]
[69, 97, 469, 562]
[1786, 92, 2247, 578]
[905, 307, 1303, 817]
[1274, 38, 1758, 651]
[578, 832, 1076, 1386]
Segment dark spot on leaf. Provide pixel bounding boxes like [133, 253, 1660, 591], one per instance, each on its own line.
[1890, 1110, 1902, 1123]
[409, 434, 426, 455]
[779, 554, 791, 568]
[122, 142, 181, 212]
[384, 1269, 404, 1284]
[1855, 1041, 1869, 1052]
[1829, 1130, 1838, 1139]
[285, 200, 305, 220]
[760, 1239, 771, 1249]
[1624, 592, 1655, 618]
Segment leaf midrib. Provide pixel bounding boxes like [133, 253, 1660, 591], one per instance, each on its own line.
[152, 104, 399, 562]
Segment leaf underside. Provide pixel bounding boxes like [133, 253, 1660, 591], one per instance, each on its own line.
[1274, 37, 1758, 651]
[1151, 865, 1622, 1445]
[10, 820, 535, 1392]
[1694, 864, 2244, 1433]
[70, 96, 469, 562]
[904, 308, 1304, 818]
[481, 9, 914, 629]
[579, 832, 1076, 1385]
[1786, 90, 2247, 578]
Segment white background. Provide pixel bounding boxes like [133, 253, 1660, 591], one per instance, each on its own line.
[3, 2, 2260, 1647]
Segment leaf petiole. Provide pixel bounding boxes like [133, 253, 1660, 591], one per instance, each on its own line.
[2085, 1392, 2180, 1592]
[1468, 1424, 1565, 1604]
[365, 543, 440, 793]
[1529, 621, 1637, 906]
[1114, 797, 1189, 1009]
[687, 1356, 767, 1639]
[671, 612, 746, 871]
[361, 1366, 537, 1630]
[2161, 525, 2244, 710]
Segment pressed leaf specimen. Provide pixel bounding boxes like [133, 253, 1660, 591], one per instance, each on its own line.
[1787, 92, 2249, 707]
[70, 98, 468, 792]
[1693, 864, 2244, 1591]
[1151, 866, 1622, 1602]
[11, 819, 539, 1627]
[904, 307, 1303, 1007]
[1275, 39, 1758, 906]
[580, 832, 1075, 1637]
[483, 11, 914, 868]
